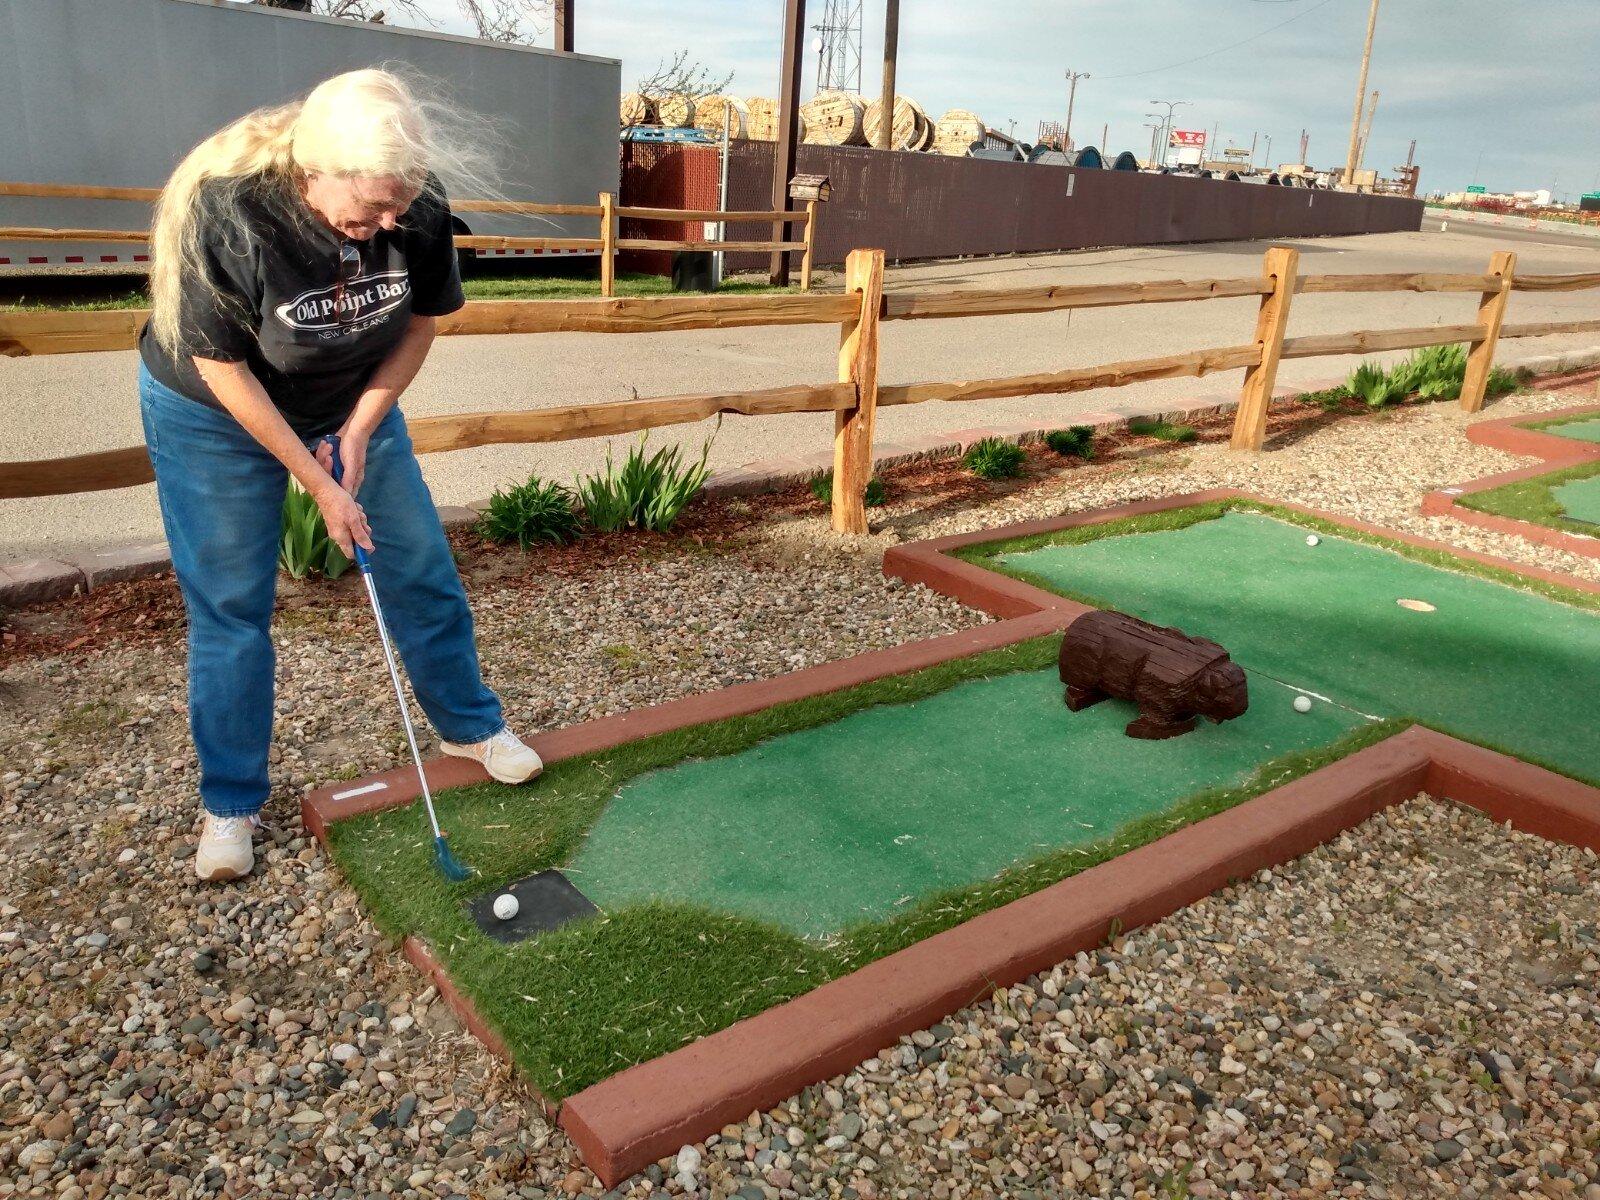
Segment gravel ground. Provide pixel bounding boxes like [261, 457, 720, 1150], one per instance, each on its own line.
[1, 388, 1596, 1198]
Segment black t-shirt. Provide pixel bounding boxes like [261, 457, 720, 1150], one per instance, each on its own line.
[139, 175, 465, 438]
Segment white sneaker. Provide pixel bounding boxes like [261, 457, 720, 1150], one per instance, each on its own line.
[196, 814, 261, 882]
[441, 726, 543, 784]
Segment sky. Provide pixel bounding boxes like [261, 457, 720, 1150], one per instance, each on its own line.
[410, 0, 1600, 199]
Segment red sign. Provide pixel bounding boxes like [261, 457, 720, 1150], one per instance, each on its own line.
[1169, 129, 1206, 146]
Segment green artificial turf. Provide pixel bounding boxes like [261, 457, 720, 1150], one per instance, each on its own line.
[1552, 474, 1600, 525]
[570, 665, 1361, 937]
[1530, 414, 1600, 445]
[1458, 459, 1600, 540]
[328, 633, 1397, 1098]
[992, 510, 1600, 785]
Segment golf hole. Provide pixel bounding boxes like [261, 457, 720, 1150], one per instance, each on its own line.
[1396, 598, 1436, 613]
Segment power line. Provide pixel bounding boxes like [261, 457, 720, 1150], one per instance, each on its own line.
[1096, 0, 1343, 81]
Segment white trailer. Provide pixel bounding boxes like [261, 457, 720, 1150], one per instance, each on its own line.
[0, 0, 620, 269]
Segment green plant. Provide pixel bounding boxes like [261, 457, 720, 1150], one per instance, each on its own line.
[1128, 418, 1197, 443]
[1345, 360, 1407, 408]
[575, 433, 713, 533]
[962, 437, 1026, 480]
[809, 471, 888, 507]
[1486, 364, 1524, 397]
[476, 476, 581, 548]
[1043, 426, 1096, 459]
[279, 484, 352, 580]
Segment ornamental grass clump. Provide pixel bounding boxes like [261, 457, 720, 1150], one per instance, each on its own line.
[1043, 426, 1097, 459]
[476, 477, 582, 548]
[278, 483, 352, 580]
[1345, 360, 1409, 409]
[576, 433, 713, 533]
[962, 437, 1026, 480]
[1128, 417, 1197, 443]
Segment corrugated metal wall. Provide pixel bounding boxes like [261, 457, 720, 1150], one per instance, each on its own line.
[618, 142, 1423, 273]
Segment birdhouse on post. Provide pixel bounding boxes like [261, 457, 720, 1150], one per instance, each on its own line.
[787, 173, 832, 203]
[785, 175, 830, 293]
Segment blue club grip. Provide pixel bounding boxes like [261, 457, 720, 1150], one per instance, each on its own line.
[325, 434, 372, 573]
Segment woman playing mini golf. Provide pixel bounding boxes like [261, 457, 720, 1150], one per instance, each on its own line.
[141, 69, 540, 883]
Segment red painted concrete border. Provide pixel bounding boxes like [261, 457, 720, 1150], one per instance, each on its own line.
[559, 729, 1600, 1186]
[1422, 403, 1600, 559]
[308, 490, 1600, 1189]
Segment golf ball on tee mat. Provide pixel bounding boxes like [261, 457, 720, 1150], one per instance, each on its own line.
[1305, 534, 1320, 547]
[493, 893, 519, 921]
[1293, 695, 1313, 713]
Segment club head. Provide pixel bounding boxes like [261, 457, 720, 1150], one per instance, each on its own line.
[434, 836, 475, 882]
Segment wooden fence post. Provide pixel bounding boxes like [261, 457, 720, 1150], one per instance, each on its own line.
[1229, 245, 1299, 451]
[1459, 250, 1516, 413]
[799, 199, 818, 292]
[831, 248, 885, 534]
[599, 191, 616, 298]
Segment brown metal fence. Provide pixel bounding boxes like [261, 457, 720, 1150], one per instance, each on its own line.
[706, 142, 1423, 271]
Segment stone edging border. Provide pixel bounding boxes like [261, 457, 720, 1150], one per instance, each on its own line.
[302, 488, 1600, 1188]
[9, 342, 1599, 607]
[1422, 399, 1600, 558]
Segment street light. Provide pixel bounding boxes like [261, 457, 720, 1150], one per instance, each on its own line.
[1143, 122, 1163, 168]
[1148, 99, 1188, 169]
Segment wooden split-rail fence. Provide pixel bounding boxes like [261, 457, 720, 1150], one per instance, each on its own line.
[0, 180, 819, 296]
[2, 245, 1599, 534]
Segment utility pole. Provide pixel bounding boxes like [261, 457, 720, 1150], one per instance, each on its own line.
[1354, 89, 1380, 183]
[1299, 128, 1309, 165]
[1249, 131, 1258, 169]
[1064, 70, 1089, 149]
[553, 0, 574, 52]
[875, 0, 899, 150]
[1263, 134, 1273, 172]
[1101, 122, 1108, 153]
[770, 0, 807, 285]
[1144, 123, 1162, 167]
[1342, 0, 1380, 186]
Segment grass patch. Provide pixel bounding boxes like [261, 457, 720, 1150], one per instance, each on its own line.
[951, 496, 1600, 614]
[962, 437, 1026, 480]
[0, 271, 797, 312]
[462, 272, 796, 301]
[328, 633, 1397, 1099]
[1128, 418, 1197, 443]
[1457, 458, 1600, 538]
[1043, 426, 1097, 459]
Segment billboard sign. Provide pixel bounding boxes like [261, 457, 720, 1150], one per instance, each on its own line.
[1168, 129, 1206, 147]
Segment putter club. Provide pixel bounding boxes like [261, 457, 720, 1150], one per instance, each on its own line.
[325, 434, 473, 882]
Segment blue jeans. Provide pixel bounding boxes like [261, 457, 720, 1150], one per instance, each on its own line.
[139, 365, 503, 817]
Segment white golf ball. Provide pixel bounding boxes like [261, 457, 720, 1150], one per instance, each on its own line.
[1305, 534, 1320, 547]
[1293, 695, 1313, 713]
[492, 893, 519, 921]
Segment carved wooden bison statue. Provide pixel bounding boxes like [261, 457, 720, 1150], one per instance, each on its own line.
[1058, 609, 1248, 740]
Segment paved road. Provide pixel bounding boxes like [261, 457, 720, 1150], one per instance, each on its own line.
[5, 223, 1600, 558]
[1421, 213, 1600, 251]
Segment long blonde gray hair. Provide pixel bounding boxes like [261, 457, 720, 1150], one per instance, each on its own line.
[148, 68, 496, 353]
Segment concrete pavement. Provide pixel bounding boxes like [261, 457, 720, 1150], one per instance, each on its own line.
[4, 223, 1600, 559]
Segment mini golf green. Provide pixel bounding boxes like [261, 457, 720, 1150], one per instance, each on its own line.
[1553, 474, 1600, 525]
[1545, 417, 1600, 445]
[993, 510, 1600, 784]
[570, 665, 1359, 937]
[328, 633, 1390, 1097]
